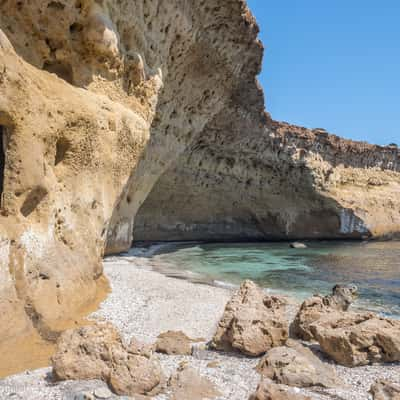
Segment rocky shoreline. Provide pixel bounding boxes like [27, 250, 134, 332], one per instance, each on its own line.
[1, 255, 399, 400]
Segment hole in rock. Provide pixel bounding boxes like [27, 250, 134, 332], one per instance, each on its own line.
[39, 272, 50, 280]
[43, 61, 74, 85]
[47, 1, 65, 10]
[69, 22, 83, 34]
[55, 137, 71, 165]
[20, 187, 48, 217]
[0, 126, 5, 199]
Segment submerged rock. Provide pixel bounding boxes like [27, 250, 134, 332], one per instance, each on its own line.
[290, 284, 358, 340]
[249, 378, 312, 400]
[211, 280, 288, 356]
[370, 380, 400, 400]
[52, 323, 163, 397]
[310, 313, 400, 367]
[290, 242, 307, 249]
[256, 339, 340, 388]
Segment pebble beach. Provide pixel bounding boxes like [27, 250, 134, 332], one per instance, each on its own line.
[1, 254, 399, 400]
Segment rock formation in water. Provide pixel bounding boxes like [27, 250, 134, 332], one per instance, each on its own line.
[0, 0, 399, 365]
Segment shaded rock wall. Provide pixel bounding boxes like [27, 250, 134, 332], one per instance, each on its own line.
[134, 85, 400, 241]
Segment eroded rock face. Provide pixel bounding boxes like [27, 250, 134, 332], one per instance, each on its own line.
[290, 285, 358, 341]
[134, 113, 400, 242]
[0, 0, 262, 365]
[52, 323, 163, 396]
[249, 378, 312, 400]
[256, 339, 340, 388]
[310, 313, 400, 367]
[211, 280, 288, 356]
[370, 380, 400, 400]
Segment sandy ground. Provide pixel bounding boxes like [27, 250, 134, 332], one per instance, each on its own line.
[1, 254, 399, 400]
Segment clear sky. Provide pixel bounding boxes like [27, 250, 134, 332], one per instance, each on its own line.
[246, 0, 399, 145]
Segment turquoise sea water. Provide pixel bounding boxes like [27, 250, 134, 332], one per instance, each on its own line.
[145, 241, 400, 318]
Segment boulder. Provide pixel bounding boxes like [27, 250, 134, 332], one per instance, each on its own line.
[290, 284, 358, 340]
[155, 331, 194, 355]
[256, 339, 340, 388]
[249, 378, 312, 400]
[212, 280, 288, 356]
[290, 242, 307, 249]
[52, 323, 122, 382]
[52, 323, 163, 396]
[310, 313, 400, 367]
[370, 380, 400, 400]
[168, 364, 221, 400]
[108, 354, 163, 396]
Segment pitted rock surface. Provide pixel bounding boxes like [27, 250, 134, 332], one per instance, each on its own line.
[52, 323, 163, 396]
[290, 284, 358, 341]
[256, 339, 340, 388]
[212, 280, 288, 356]
[310, 313, 400, 367]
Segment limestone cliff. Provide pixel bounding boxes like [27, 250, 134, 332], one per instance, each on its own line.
[133, 39, 400, 242]
[0, 0, 261, 374]
[134, 104, 400, 240]
[0, 0, 399, 376]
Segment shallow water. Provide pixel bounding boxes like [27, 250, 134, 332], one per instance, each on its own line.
[138, 241, 400, 318]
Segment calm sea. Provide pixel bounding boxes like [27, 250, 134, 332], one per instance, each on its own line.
[136, 241, 400, 318]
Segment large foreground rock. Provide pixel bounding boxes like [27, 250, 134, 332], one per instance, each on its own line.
[310, 313, 400, 367]
[370, 380, 400, 400]
[211, 280, 288, 356]
[256, 339, 340, 388]
[290, 284, 358, 340]
[249, 379, 312, 400]
[52, 323, 163, 396]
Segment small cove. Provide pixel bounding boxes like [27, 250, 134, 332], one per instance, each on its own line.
[123, 240, 400, 318]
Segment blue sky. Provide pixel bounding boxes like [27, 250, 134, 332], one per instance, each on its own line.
[246, 0, 399, 145]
